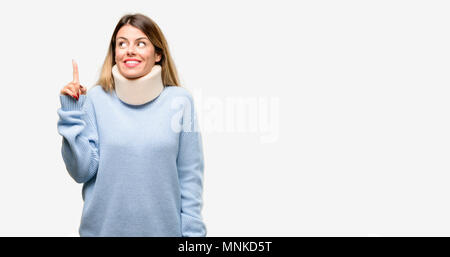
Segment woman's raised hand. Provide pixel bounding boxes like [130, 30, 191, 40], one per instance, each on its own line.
[60, 59, 87, 101]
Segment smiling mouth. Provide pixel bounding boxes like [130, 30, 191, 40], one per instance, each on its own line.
[124, 60, 141, 68]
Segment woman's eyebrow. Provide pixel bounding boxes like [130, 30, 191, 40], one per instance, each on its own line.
[117, 37, 148, 41]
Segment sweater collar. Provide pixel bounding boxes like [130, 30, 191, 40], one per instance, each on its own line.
[112, 64, 164, 105]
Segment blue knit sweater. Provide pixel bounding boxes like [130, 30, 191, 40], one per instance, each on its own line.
[57, 85, 206, 237]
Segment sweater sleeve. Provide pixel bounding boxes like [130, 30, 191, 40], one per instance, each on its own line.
[177, 93, 207, 237]
[57, 94, 100, 184]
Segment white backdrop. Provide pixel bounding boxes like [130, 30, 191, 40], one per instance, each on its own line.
[0, 0, 449, 236]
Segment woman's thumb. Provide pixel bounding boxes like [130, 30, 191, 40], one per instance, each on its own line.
[80, 85, 87, 94]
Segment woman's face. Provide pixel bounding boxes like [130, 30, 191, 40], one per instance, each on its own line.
[115, 24, 161, 79]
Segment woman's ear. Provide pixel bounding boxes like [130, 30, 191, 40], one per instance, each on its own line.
[156, 53, 162, 62]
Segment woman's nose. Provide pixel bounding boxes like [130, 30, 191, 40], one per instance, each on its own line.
[127, 46, 136, 54]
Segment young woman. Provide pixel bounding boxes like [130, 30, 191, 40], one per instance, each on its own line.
[57, 13, 206, 237]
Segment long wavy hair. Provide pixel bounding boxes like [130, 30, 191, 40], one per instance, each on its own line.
[96, 13, 180, 92]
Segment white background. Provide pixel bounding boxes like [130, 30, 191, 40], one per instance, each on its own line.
[0, 0, 449, 236]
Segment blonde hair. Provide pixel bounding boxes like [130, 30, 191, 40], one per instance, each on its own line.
[96, 13, 180, 92]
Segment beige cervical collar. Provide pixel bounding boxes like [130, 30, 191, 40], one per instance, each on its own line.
[112, 64, 164, 105]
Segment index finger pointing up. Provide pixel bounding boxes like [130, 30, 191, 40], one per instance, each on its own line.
[72, 59, 79, 83]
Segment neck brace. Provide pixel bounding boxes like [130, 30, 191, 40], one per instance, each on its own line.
[112, 64, 164, 105]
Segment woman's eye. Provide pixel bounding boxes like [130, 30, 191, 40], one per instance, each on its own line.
[119, 42, 127, 47]
[138, 42, 146, 47]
